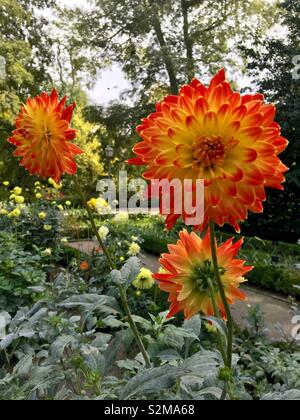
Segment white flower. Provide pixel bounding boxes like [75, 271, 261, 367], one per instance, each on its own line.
[61, 237, 68, 245]
[98, 226, 109, 241]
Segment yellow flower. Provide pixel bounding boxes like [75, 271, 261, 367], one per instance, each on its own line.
[113, 212, 129, 225]
[3, 181, 10, 187]
[0, 209, 8, 216]
[39, 212, 47, 221]
[133, 268, 154, 290]
[65, 201, 71, 207]
[61, 237, 68, 245]
[13, 187, 22, 195]
[41, 248, 52, 257]
[98, 226, 109, 241]
[128, 242, 141, 256]
[9, 194, 15, 200]
[14, 196, 25, 204]
[36, 193, 42, 199]
[34, 181, 41, 187]
[120, 256, 125, 262]
[44, 225, 52, 231]
[131, 236, 138, 242]
[205, 322, 217, 334]
[87, 198, 98, 210]
[8, 208, 21, 218]
[49, 178, 62, 189]
[57, 204, 64, 211]
[96, 198, 110, 215]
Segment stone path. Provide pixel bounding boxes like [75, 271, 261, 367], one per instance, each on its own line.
[68, 241, 298, 342]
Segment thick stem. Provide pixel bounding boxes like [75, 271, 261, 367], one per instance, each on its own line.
[206, 277, 227, 365]
[74, 176, 151, 368]
[209, 221, 233, 370]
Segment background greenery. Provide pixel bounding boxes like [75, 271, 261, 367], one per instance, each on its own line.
[0, 0, 299, 241]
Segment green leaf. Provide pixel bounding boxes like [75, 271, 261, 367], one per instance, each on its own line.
[50, 335, 77, 359]
[104, 330, 125, 374]
[121, 365, 189, 399]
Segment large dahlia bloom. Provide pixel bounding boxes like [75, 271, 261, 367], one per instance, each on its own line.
[129, 69, 289, 232]
[153, 230, 253, 320]
[8, 90, 83, 183]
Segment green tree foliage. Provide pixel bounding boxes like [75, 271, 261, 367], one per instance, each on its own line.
[241, 0, 300, 241]
[68, 0, 279, 174]
[0, 0, 56, 185]
[75, 0, 278, 95]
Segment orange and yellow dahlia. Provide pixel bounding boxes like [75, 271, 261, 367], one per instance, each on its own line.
[153, 230, 253, 320]
[8, 89, 83, 183]
[129, 69, 289, 232]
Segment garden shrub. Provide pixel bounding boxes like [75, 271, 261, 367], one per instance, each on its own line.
[0, 232, 46, 313]
[247, 265, 300, 298]
[0, 202, 62, 251]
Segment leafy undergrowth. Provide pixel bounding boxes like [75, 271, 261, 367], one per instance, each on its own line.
[0, 256, 299, 401]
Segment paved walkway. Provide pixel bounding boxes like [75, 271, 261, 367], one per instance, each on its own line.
[68, 241, 298, 342]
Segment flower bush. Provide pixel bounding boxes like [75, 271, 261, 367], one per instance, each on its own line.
[0, 77, 299, 402]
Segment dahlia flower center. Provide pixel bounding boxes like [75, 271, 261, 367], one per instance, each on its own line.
[192, 260, 225, 293]
[192, 135, 225, 169]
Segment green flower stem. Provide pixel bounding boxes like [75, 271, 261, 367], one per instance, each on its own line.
[206, 277, 227, 365]
[74, 176, 151, 368]
[209, 221, 234, 370]
[119, 286, 152, 368]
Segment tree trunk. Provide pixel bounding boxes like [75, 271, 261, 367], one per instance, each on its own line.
[150, 2, 179, 94]
[181, 0, 195, 81]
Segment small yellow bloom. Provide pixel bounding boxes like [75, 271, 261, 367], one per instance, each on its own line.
[65, 201, 71, 207]
[205, 322, 217, 334]
[61, 237, 68, 245]
[48, 178, 62, 189]
[39, 212, 47, 221]
[98, 226, 109, 241]
[3, 181, 10, 187]
[13, 187, 22, 195]
[9, 194, 16, 200]
[133, 268, 154, 290]
[41, 248, 52, 257]
[120, 256, 125, 262]
[36, 193, 42, 199]
[14, 196, 25, 204]
[131, 236, 138, 242]
[128, 242, 141, 256]
[44, 224, 52, 231]
[113, 212, 129, 225]
[35, 181, 41, 187]
[8, 208, 21, 218]
[0, 209, 8, 216]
